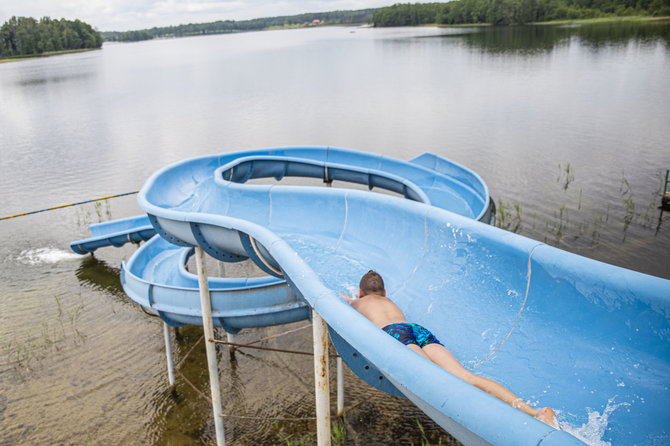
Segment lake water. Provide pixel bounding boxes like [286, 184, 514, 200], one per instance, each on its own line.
[1, 22, 669, 445]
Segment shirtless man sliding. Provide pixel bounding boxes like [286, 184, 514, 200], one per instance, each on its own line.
[341, 270, 558, 428]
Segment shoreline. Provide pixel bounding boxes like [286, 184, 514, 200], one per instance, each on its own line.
[4, 16, 668, 60]
[0, 48, 101, 64]
[532, 15, 670, 26]
[427, 15, 670, 28]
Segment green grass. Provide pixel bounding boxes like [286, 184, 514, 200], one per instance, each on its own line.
[331, 418, 347, 445]
[423, 15, 669, 28]
[532, 15, 670, 25]
[265, 24, 303, 30]
[0, 47, 100, 64]
[435, 22, 492, 28]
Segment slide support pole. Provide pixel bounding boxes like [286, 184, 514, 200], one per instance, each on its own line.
[226, 332, 236, 353]
[162, 321, 176, 390]
[195, 246, 226, 446]
[337, 356, 344, 417]
[313, 309, 331, 446]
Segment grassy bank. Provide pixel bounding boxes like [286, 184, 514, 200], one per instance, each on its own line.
[0, 48, 100, 64]
[435, 22, 491, 28]
[432, 15, 669, 28]
[532, 15, 670, 25]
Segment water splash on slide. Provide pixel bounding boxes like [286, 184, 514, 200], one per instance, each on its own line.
[560, 397, 629, 446]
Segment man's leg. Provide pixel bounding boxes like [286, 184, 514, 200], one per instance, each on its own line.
[421, 343, 557, 427]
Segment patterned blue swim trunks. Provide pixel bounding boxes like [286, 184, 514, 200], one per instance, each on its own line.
[381, 322, 442, 348]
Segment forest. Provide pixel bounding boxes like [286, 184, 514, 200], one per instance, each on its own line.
[3, 3, 666, 55]
[0, 16, 102, 58]
[105, 9, 377, 42]
[372, 0, 670, 26]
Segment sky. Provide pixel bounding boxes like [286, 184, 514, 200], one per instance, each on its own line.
[0, 0, 411, 32]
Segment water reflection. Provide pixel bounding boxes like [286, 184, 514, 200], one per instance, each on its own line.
[443, 20, 670, 54]
[571, 20, 670, 47]
[495, 164, 668, 261]
[74, 255, 126, 297]
[15, 71, 95, 87]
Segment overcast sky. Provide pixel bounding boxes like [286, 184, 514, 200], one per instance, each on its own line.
[0, 0, 414, 32]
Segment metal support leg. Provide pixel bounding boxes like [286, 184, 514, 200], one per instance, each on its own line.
[313, 309, 331, 446]
[163, 321, 176, 390]
[226, 332, 236, 353]
[195, 246, 226, 446]
[336, 356, 344, 417]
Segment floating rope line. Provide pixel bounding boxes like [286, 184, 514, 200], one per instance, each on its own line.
[1, 190, 139, 221]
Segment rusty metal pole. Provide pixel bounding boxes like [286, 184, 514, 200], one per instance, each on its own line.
[162, 321, 176, 390]
[226, 332, 236, 353]
[195, 246, 226, 446]
[312, 309, 331, 445]
[336, 356, 344, 417]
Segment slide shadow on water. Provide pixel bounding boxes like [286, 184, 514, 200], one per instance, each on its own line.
[74, 255, 126, 298]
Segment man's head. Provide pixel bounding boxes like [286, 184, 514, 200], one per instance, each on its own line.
[359, 270, 385, 297]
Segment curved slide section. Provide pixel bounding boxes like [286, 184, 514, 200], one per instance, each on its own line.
[120, 235, 308, 332]
[76, 147, 669, 445]
[72, 148, 492, 339]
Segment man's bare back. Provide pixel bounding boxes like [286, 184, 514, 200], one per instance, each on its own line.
[342, 270, 559, 429]
[347, 293, 406, 328]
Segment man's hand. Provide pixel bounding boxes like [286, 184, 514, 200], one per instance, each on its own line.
[339, 293, 355, 305]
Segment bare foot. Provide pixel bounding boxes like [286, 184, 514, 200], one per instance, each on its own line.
[536, 407, 559, 429]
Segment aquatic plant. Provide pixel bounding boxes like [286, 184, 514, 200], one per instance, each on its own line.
[495, 199, 522, 233]
[330, 418, 347, 445]
[1, 294, 86, 374]
[412, 419, 451, 446]
[283, 434, 311, 446]
[557, 163, 575, 191]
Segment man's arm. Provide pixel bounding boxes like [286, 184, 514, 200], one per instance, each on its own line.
[339, 293, 356, 305]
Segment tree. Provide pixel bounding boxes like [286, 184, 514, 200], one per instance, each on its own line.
[373, 0, 665, 27]
[0, 16, 102, 58]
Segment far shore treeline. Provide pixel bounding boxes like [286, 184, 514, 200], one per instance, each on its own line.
[107, 1, 669, 43]
[2, 0, 668, 55]
[373, 0, 670, 26]
[104, 9, 378, 42]
[0, 16, 102, 58]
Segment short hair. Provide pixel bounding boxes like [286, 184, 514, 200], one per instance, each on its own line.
[360, 270, 385, 295]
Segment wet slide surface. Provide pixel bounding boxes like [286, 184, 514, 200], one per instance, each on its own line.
[77, 147, 670, 445]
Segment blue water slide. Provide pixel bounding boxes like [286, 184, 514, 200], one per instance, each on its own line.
[75, 146, 669, 445]
[115, 147, 493, 334]
[133, 146, 670, 446]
